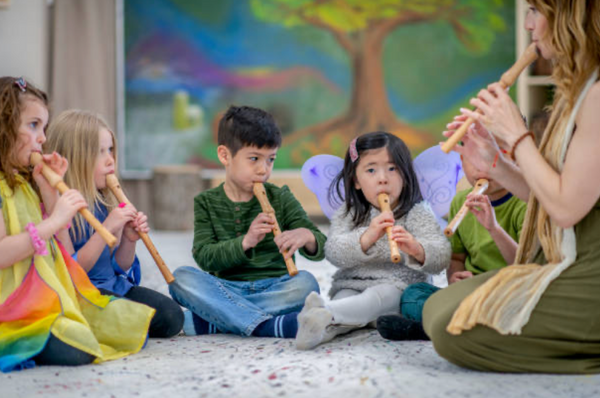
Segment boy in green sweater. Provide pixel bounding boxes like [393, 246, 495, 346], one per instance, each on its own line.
[169, 105, 326, 338]
[376, 155, 527, 340]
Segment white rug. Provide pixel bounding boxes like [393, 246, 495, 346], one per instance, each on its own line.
[2, 231, 599, 398]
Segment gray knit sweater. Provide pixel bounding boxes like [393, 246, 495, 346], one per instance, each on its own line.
[325, 201, 451, 298]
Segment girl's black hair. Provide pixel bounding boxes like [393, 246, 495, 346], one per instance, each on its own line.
[329, 131, 422, 227]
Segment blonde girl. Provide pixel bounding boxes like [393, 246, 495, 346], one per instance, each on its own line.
[45, 110, 183, 338]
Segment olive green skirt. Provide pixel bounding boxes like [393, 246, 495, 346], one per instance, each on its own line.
[423, 203, 600, 373]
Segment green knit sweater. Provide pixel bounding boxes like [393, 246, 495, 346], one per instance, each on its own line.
[192, 182, 326, 281]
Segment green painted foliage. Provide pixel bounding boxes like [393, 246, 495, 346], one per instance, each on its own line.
[251, 0, 505, 54]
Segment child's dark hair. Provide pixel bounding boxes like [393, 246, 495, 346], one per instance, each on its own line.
[0, 77, 49, 189]
[217, 105, 282, 156]
[329, 131, 422, 227]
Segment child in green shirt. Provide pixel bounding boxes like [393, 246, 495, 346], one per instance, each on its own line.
[169, 105, 327, 338]
[377, 155, 526, 340]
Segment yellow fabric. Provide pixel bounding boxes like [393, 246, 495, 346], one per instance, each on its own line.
[0, 173, 154, 364]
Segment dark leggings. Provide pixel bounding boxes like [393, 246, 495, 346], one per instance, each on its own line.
[33, 335, 95, 366]
[99, 286, 183, 338]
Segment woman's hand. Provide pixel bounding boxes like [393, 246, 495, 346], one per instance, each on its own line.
[360, 211, 394, 252]
[461, 83, 529, 148]
[443, 114, 506, 177]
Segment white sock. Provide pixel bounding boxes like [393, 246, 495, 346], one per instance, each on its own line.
[295, 292, 333, 350]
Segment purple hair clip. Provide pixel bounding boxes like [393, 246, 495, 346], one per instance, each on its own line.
[349, 137, 359, 163]
[14, 77, 27, 93]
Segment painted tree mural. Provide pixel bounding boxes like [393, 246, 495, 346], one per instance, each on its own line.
[251, 0, 507, 159]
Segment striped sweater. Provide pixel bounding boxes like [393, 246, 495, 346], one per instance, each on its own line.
[192, 182, 326, 281]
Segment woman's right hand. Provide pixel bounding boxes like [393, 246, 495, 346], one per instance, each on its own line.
[443, 114, 505, 177]
[48, 189, 87, 230]
[103, 204, 138, 235]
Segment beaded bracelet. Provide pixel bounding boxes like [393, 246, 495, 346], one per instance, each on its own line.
[510, 131, 535, 161]
[25, 223, 49, 256]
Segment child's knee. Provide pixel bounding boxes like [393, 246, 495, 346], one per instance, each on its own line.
[292, 271, 320, 296]
[171, 266, 211, 290]
[169, 266, 212, 303]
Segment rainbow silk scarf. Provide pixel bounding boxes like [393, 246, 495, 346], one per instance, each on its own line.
[0, 173, 155, 372]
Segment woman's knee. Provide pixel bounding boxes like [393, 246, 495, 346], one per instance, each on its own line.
[422, 294, 465, 362]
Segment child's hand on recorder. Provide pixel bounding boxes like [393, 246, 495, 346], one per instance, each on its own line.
[274, 228, 316, 259]
[360, 211, 394, 252]
[242, 213, 274, 251]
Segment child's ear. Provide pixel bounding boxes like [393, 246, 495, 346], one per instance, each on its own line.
[217, 145, 230, 167]
[354, 178, 361, 191]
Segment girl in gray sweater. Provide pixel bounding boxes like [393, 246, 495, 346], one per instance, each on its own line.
[296, 132, 451, 350]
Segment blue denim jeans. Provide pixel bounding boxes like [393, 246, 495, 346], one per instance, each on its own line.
[168, 266, 320, 336]
[400, 282, 441, 323]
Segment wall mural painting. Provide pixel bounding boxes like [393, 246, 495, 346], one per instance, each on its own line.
[123, 0, 515, 172]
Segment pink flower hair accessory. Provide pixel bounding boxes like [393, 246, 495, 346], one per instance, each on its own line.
[119, 202, 127, 208]
[349, 138, 359, 163]
[25, 223, 48, 256]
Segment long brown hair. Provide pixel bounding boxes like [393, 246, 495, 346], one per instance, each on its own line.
[518, 0, 600, 263]
[0, 77, 49, 189]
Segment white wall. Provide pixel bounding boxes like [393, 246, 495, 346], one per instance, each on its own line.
[0, 0, 50, 89]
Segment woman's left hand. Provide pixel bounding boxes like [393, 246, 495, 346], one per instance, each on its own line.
[461, 82, 529, 148]
[391, 226, 425, 264]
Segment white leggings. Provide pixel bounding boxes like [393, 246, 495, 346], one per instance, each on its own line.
[327, 284, 402, 327]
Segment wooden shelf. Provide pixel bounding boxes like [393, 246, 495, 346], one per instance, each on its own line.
[516, 0, 554, 131]
[525, 75, 553, 86]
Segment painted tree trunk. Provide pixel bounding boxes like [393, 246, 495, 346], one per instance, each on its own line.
[286, 28, 433, 164]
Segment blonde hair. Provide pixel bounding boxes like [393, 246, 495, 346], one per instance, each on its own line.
[45, 110, 120, 240]
[518, 0, 600, 263]
[0, 77, 49, 189]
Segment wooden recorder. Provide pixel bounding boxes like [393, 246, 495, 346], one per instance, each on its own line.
[253, 182, 299, 276]
[30, 152, 117, 248]
[105, 174, 175, 284]
[440, 43, 538, 154]
[377, 193, 401, 263]
[443, 179, 489, 237]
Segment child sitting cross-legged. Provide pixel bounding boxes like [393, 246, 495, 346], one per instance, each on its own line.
[295, 132, 451, 350]
[169, 105, 327, 338]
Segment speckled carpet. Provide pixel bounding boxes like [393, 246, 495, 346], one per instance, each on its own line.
[2, 231, 599, 398]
